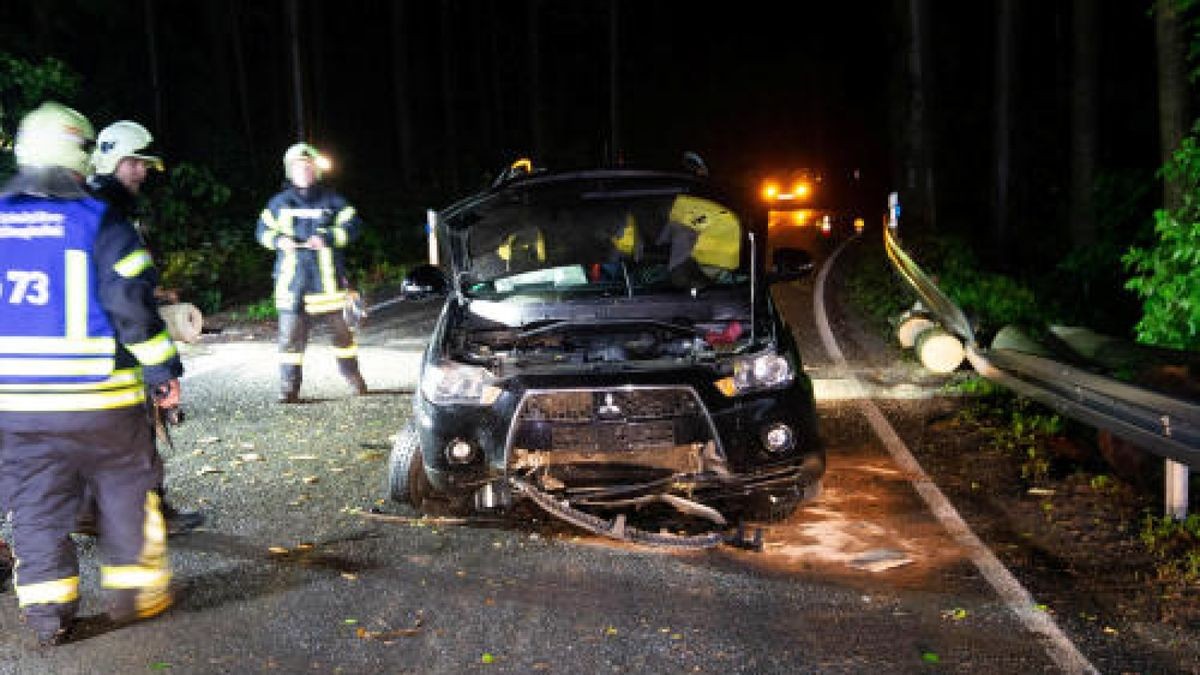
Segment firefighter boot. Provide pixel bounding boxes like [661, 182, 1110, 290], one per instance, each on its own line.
[161, 499, 205, 536]
[279, 365, 302, 404]
[337, 358, 368, 396]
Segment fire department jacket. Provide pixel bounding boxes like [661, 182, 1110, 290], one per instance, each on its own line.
[0, 173, 182, 418]
[255, 184, 362, 313]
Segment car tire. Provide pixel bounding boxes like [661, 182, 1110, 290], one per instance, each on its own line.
[387, 423, 431, 509]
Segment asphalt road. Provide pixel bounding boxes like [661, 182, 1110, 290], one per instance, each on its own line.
[0, 268, 1080, 673]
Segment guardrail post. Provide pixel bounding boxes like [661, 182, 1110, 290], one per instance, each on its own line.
[1166, 459, 1189, 519]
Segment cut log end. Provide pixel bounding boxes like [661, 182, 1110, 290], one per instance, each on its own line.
[916, 327, 965, 373]
[896, 315, 936, 349]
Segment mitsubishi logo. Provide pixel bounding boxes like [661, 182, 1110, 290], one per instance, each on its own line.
[597, 393, 622, 419]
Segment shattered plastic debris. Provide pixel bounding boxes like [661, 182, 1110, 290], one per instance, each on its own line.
[848, 548, 913, 572]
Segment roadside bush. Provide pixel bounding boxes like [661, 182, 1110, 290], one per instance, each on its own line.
[145, 162, 268, 313]
[1123, 127, 1200, 351]
[1141, 513, 1200, 583]
[0, 52, 82, 180]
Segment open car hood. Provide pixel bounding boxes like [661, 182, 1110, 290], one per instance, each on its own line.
[436, 170, 756, 296]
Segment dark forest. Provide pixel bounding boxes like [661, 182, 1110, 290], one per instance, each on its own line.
[0, 1, 1194, 348]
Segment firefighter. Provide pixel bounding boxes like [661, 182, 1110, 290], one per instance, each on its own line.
[86, 119, 204, 535]
[0, 102, 178, 645]
[256, 143, 367, 403]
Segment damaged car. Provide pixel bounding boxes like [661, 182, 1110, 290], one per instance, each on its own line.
[388, 163, 823, 545]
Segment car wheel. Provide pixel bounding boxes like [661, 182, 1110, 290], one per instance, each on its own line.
[387, 423, 432, 508]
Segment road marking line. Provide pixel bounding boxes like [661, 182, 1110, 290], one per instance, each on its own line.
[814, 238, 1098, 675]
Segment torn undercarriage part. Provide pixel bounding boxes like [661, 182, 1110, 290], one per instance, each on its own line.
[509, 476, 732, 550]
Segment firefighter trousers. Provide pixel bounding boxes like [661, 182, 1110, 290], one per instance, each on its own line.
[277, 309, 366, 397]
[0, 407, 170, 634]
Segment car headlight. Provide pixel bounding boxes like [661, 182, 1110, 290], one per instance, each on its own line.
[421, 361, 501, 405]
[716, 350, 795, 397]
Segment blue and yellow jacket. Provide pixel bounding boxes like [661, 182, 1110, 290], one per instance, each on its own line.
[255, 184, 362, 313]
[0, 172, 183, 415]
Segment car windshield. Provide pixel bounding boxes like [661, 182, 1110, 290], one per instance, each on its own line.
[455, 186, 750, 298]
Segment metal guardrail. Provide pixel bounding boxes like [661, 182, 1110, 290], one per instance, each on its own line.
[883, 225, 1200, 469]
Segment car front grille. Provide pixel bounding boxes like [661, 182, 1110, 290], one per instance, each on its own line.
[509, 387, 714, 454]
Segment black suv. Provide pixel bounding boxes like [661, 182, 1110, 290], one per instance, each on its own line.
[388, 167, 823, 530]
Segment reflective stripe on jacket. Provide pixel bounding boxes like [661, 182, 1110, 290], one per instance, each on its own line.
[255, 184, 362, 312]
[0, 186, 181, 411]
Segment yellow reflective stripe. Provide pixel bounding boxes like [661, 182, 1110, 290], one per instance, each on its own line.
[259, 209, 279, 248]
[101, 566, 171, 589]
[0, 356, 114, 377]
[16, 576, 79, 607]
[126, 330, 177, 366]
[65, 249, 89, 339]
[0, 367, 140, 391]
[332, 226, 348, 247]
[304, 291, 345, 314]
[274, 250, 297, 306]
[279, 352, 304, 365]
[318, 247, 337, 292]
[135, 589, 173, 619]
[333, 344, 358, 359]
[102, 491, 170, 620]
[0, 386, 145, 411]
[335, 206, 356, 226]
[278, 211, 295, 237]
[113, 249, 153, 278]
[0, 336, 115, 354]
[304, 292, 346, 305]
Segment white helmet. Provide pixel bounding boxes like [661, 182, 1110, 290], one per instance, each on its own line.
[13, 101, 94, 175]
[91, 121, 163, 175]
[283, 143, 331, 181]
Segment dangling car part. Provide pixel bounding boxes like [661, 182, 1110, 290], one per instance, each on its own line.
[387, 165, 824, 545]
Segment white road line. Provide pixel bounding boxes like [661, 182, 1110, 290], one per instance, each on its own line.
[814, 238, 1098, 675]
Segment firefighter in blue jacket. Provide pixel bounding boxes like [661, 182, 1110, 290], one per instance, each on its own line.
[0, 102, 179, 645]
[256, 143, 367, 403]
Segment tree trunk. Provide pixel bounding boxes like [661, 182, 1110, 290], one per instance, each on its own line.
[390, 0, 415, 185]
[439, 0, 459, 190]
[204, 3, 235, 145]
[1069, 0, 1098, 247]
[527, 0, 546, 161]
[307, 0, 327, 140]
[993, 0, 1014, 265]
[903, 0, 936, 230]
[227, 0, 257, 167]
[1156, 0, 1191, 211]
[487, 1, 507, 159]
[144, 0, 167, 142]
[286, 0, 306, 141]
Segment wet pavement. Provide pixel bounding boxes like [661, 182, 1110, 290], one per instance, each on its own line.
[0, 273, 1080, 673]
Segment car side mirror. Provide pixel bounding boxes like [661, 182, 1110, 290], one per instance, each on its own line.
[401, 264, 449, 298]
[767, 247, 814, 284]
